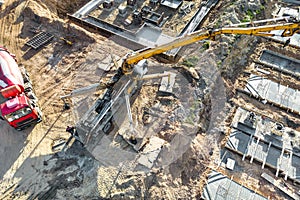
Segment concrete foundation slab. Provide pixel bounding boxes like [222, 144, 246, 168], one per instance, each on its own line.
[265, 146, 281, 168]
[226, 130, 250, 154]
[226, 107, 300, 183]
[135, 24, 171, 45]
[244, 74, 300, 114]
[202, 171, 267, 200]
[259, 50, 300, 78]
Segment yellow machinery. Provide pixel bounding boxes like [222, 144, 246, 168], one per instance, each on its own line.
[68, 16, 300, 142]
[121, 16, 300, 74]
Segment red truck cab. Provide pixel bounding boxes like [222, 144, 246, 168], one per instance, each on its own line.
[0, 47, 42, 130]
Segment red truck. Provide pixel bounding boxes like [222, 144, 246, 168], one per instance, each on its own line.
[0, 46, 42, 130]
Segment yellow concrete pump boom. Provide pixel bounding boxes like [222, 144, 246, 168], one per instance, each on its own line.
[121, 16, 300, 74]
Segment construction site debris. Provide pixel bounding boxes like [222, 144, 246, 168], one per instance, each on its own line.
[158, 71, 176, 94]
[261, 173, 300, 200]
[270, 7, 300, 48]
[137, 136, 165, 169]
[60, 37, 73, 45]
[161, 0, 183, 9]
[277, 7, 300, 19]
[2, 0, 300, 199]
[97, 54, 120, 71]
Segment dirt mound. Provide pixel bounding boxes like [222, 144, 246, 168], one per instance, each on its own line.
[43, 0, 90, 18]
[145, 135, 211, 200]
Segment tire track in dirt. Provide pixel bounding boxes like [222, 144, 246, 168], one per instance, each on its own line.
[0, 3, 71, 195]
[0, 0, 27, 55]
[10, 1, 30, 56]
[0, 1, 129, 196]
[36, 58, 88, 119]
[0, 0, 13, 46]
[0, 1, 95, 198]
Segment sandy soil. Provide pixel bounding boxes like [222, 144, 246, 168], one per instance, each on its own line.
[0, 0, 299, 199]
[0, 0, 128, 198]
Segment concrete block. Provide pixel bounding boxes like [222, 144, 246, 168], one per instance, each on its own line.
[137, 136, 165, 169]
[159, 71, 176, 94]
[226, 158, 235, 170]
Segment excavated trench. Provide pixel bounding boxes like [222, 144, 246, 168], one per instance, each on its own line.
[44, 0, 90, 18]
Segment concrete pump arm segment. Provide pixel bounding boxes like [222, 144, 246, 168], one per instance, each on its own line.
[121, 16, 300, 74]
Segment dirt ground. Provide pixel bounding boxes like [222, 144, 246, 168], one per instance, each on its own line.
[0, 0, 299, 199]
[0, 0, 128, 198]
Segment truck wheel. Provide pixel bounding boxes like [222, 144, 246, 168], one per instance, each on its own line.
[28, 92, 38, 101]
[23, 75, 31, 84]
[37, 114, 42, 123]
[36, 108, 43, 123]
[24, 82, 33, 92]
[22, 69, 32, 84]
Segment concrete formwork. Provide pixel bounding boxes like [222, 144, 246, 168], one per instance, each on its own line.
[258, 50, 300, 78]
[226, 107, 300, 183]
[282, 0, 300, 5]
[69, 0, 219, 59]
[202, 171, 267, 200]
[243, 74, 300, 114]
